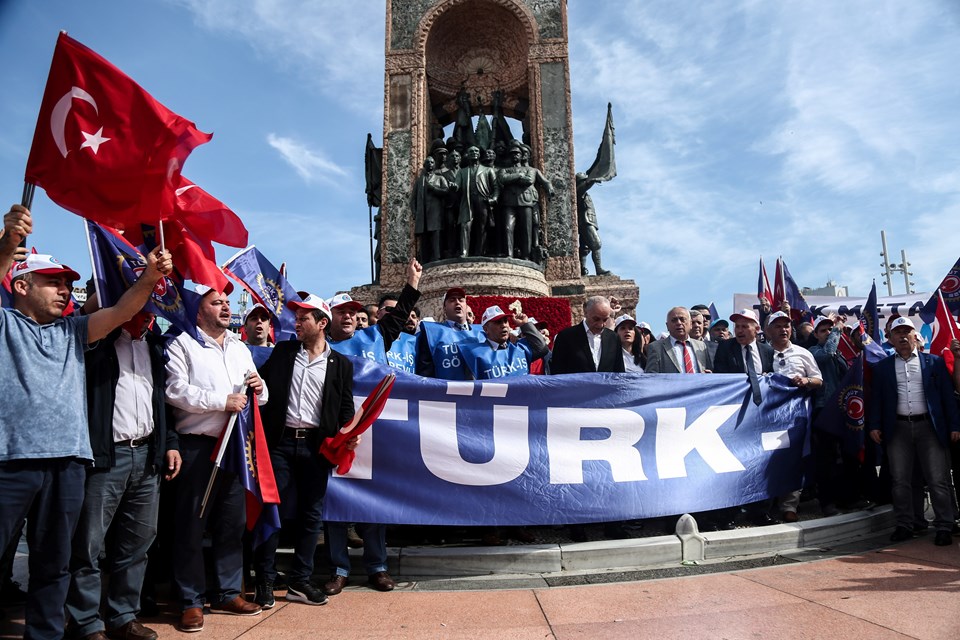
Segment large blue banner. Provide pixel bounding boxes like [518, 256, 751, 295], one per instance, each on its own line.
[324, 359, 813, 525]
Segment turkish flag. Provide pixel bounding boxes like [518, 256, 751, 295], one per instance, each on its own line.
[174, 177, 248, 248]
[930, 290, 958, 374]
[25, 32, 211, 229]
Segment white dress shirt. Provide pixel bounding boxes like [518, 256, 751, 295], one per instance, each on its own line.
[285, 344, 330, 428]
[582, 319, 603, 369]
[772, 343, 822, 379]
[894, 350, 927, 416]
[165, 328, 269, 436]
[112, 330, 155, 442]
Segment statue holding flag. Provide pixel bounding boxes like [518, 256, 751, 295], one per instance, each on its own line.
[577, 103, 617, 276]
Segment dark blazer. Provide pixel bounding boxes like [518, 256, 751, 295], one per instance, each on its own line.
[259, 340, 356, 445]
[85, 328, 177, 469]
[712, 338, 775, 374]
[867, 351, 960, 447]
[550, 323, 624, 374]
[644, 337, 712, 373]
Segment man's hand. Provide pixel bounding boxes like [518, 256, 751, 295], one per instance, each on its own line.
[143, 246, 173, 282]
[950, 338, 960, 357]
[2, 205, 32, 248]
[346, 435, 362, 451]
[245, 371, 264, 396]
[869, 429, 882, 445]
[164, 450, 182, 481]
[225, 393, 248, 412]
[406, 257, 423, 289]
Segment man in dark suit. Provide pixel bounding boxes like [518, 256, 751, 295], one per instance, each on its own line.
[254, 294, 357, 607]
[868, 317, 959, 546]
[645, 306, 712, 373]
[712, 309, 774, 376]
[550, 296, 624, 541]
[709, 308, 776, 527]
[551, 296, 624, 375]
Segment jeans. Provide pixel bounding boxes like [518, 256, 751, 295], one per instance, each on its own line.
[325, 522, 387, 577]
[0, 458, 85, 640]
[255, 432, 329, 583]
[66, 444, 160, 635]
[887, 417, 955, 531]
[173, 435, 246, 610]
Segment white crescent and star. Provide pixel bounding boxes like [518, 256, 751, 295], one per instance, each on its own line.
[50, 86, 111, 157]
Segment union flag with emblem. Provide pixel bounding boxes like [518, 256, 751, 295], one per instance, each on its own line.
[25, 32, 211, 229]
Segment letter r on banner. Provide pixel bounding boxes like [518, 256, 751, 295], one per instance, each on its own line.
[546, 408, 647, 484]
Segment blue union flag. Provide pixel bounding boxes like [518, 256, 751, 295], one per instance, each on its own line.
[86, 220, 202, 342]
[222, 246, 300, 341]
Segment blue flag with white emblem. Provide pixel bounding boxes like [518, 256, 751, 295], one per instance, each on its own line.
[222, 245, 301, 342]
[86, 220, 202, 343]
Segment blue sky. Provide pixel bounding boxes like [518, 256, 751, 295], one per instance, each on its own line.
[1, 0, 958, 329]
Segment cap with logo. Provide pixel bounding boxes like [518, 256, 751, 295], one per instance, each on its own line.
[327, 293, 364, 312]
[765, 311, 791, 327]
[730, 308, 760, 326]
[481, 305, 511, 326]
[288, 294, 332, 321]
[614, 314, 637, 331]
[11, 254, 81, 282]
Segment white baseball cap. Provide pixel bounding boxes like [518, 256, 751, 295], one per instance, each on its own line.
[766, 311, 791, 327]
[481, 305, 511, 326]
[888, 316, 915, 332]
[243, 303, 271, 323]
[327, 292, 364, 311]
[614, 314, 637, 330]
[194, 281, 235, 297]
[11, 253, 80, 282]
[731, 308, 760, 326]
[812, 316, 835, 331]
[288, 294, 332, 321]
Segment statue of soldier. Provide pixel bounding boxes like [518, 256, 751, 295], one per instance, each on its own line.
[576, 173, 610, 275]
[498, 141, 552, 260]
[411, 156, 450, 264]
[457, 146, 500, 258]
[520, 144, 549, 264]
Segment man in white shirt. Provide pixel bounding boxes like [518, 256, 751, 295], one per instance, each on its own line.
[254, 295, 357, 608]
[765, 311, 823, 522]
[165, 285, 268, 632]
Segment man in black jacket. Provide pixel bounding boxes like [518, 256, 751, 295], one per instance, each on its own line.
[550, 296, 624, 375]
[67, 311, 181, 640]
[254, 294, 356, 607]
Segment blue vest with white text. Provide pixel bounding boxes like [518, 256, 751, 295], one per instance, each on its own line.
[328, 326, 386, 364]
[420, 322, 485, 380]
[386, 332, 416, 373]
[459, 339, 533, 380]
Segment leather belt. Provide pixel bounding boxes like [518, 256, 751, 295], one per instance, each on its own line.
[284, 427, 317, 439]
[117, 436, 150, 448]
[896, 413, 930, 423]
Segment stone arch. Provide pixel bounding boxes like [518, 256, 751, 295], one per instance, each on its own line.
[416, 0, 539, 127]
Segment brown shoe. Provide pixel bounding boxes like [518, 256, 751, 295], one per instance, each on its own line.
[323, 575, 348, 596]
[106, 620, 158, 640]
[782, 511, 799, 523]
[177, 608, 204, 633]
[209, 595, 262, 616]
[367, 571, 396, 592]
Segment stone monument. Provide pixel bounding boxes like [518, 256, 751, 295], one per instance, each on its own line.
[352, 0, 638, 323]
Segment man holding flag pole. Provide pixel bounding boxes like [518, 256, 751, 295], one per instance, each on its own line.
[0, 205, 173, 640]
[165, 284, 268, 632]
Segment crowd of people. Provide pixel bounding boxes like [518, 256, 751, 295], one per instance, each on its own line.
[3, 203, 960, 639]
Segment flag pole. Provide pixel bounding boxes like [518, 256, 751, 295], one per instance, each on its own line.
[199, 376, 250, 519]
[158, 218, 166, 253]
[368, 204, 374, 283]
[18, 182, 34, 248]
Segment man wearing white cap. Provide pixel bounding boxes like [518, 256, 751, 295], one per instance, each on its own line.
[868, 316, 960, 546]
[765, 311, 823, 522]
[708, 308, 776, 529]
[254, 295, 357, 607]
[165, 282, 268, 631]
[320, 259, 421, 598]
[0, 205, 173, 640]
[457, 305, 548, 379]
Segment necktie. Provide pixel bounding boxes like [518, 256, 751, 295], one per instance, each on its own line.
[680, 340, 694, 373]
[744, 344, 762, 405]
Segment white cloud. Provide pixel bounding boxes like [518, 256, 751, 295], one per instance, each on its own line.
[169, 0, 385, 118]
[266, 133, 348, 184]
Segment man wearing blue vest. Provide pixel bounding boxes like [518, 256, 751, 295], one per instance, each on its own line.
[322, 258, 421, 597]
[459, 305, 549, 379]
[415, 287, 486, 379]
